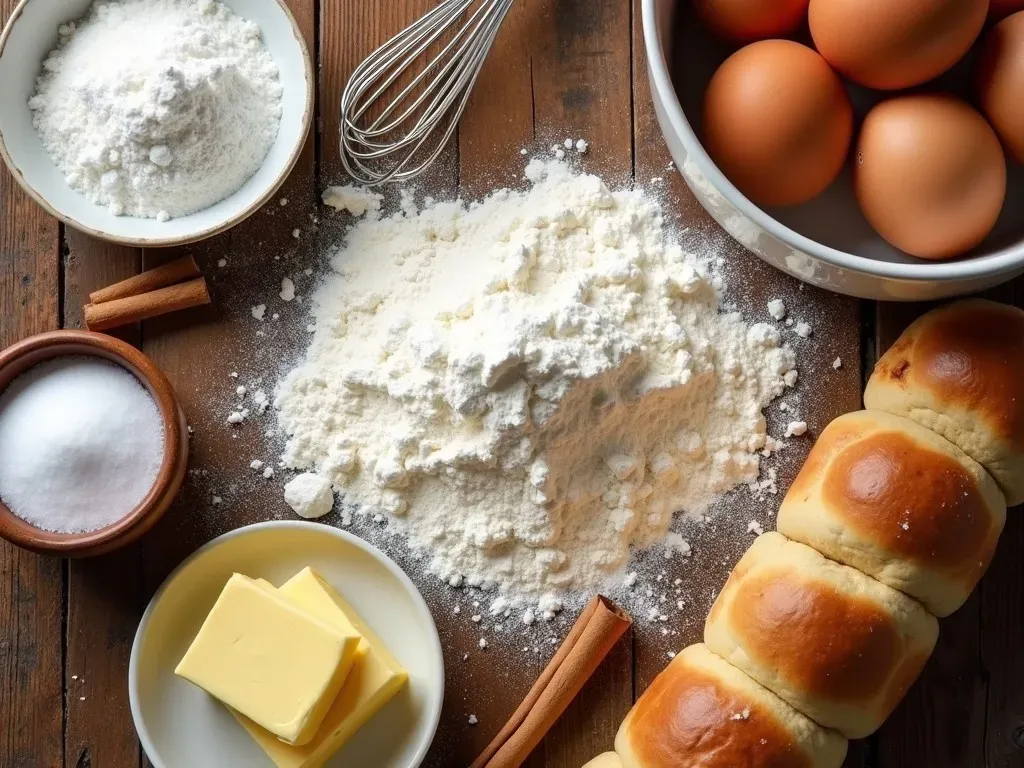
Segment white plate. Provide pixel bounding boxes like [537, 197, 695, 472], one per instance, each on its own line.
[0, 0, 313, 246]
[129, 521, 444, 768]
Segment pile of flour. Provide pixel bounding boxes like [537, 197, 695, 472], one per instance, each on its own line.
[276, 159, 797, 599]
[29, 0, 282, 221]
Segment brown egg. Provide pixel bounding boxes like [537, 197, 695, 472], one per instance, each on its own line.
[694, 0, 810, 42]
[855, 96, 1006, 260]
[702, 40, 853, 207]
[809, 0, 988, 89]
[991, 0, 1024, 18]
[977, 11, 1024, 163]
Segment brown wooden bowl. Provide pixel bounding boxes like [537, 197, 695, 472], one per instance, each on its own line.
[0, 330, 188, 556]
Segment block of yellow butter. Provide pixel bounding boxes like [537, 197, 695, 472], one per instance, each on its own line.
[232, 567, 409, 768]
[174, 573, 361, 746]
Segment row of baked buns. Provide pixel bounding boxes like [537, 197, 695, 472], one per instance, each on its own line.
[585, 299, 1024, 768]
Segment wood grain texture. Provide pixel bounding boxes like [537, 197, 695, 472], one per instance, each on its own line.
[974, 282, 1023, 768]
[0, 2, 63, 764]
[62, 234, 143, 768]
[320, 0, 459, 188]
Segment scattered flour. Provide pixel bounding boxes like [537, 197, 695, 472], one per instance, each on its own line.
[784, 421, 808, 437]
[275, 159, 797, 599]
[322, 186, 384, 219]
[29, 0, 282, 220]
[284, 473, 334, 519]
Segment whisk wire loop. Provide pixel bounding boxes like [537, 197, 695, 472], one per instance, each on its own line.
[339, 0, 516, 186]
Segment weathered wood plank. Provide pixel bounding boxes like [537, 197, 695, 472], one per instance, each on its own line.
[0, 3, 64, 766]
[62, 234, 143, 768]
[983, 506, 1024, 768]
[320, 0, 461, 187]
[631, 2, 865, 766]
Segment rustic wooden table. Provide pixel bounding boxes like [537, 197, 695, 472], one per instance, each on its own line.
[1, 2, 1021, 767]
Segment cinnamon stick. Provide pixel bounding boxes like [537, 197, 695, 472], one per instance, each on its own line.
[471, 595, 632, 768]
[88, 255, 201, 304]
[84, 277, 211, 331]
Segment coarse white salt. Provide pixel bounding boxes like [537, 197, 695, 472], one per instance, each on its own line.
[0, 357, 164, 533]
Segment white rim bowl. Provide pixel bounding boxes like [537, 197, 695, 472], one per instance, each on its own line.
[129, 521, 445, 768]
[0, 0, 313, 247]
[642, 0, 1024, 296]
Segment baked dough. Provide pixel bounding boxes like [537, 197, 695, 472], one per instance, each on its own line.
[582, 753, 624, 768]
[704, 533, 938, 739]
[615, 644, 847, 768]
[864, 299, 1024, 505]
[777, 410, 1006, 616]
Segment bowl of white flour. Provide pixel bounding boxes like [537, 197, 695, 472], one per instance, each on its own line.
[0, 0, 313, 246]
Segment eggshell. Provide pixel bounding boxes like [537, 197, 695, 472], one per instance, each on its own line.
[854, 96, 1006, 260]
[702, 40, 853, 207]
[809, 0, 988, 89]
[693, 0, 810, 42]
[977, 11, 1024, 163]
[991, 0, 1024, 18]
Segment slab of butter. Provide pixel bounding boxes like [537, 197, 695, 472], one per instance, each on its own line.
[233, 567, 409, 768]
[174, 573, 361, 746]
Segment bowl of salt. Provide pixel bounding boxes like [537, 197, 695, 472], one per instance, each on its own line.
[0, 331, 188, 556]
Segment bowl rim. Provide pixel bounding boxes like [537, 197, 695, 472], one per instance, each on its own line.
[128, 520, 446, 768]
[0, 0, 315, 248]
[641, 0, 1024, 283]
[0, 330, 188, 556]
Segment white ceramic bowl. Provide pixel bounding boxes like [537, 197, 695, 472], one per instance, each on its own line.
[643, 0, 1024, 300]
[129, 521, 445, 768]
[0, 0, 313, 247]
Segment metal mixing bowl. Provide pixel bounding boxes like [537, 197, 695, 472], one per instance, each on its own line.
[642, 0, 1024, 300]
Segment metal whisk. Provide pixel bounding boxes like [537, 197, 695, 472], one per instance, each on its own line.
[339, 0, 516, 186]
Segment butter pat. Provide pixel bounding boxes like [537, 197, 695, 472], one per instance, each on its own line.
[175, 573, 361, 746]
[234, 568, 408, 768]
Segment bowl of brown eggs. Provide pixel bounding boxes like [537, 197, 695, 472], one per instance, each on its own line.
[643, 0, 1024, 300]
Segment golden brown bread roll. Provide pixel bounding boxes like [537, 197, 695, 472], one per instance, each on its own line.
[864, 299, 1024, 505]
[582, 753, 623, 768]
[615, 644, 847, 768]
[777, 410, 1006, 617]
[704, 533, 939, 739]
